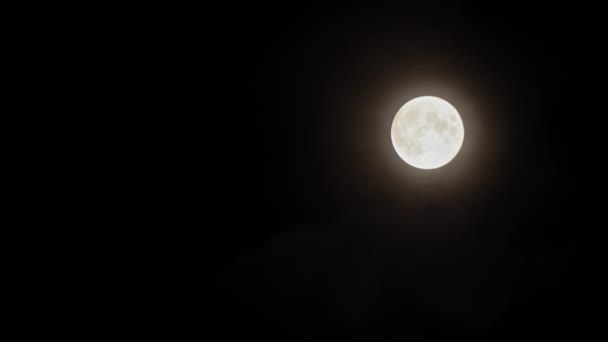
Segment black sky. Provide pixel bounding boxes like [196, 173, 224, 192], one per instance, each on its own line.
[205, 2, 602, 339]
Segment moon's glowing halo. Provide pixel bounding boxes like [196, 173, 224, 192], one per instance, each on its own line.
[391, 96, 465, 169]
[319, 77, 502, 205]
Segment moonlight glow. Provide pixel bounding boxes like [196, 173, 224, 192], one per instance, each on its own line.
[391, 96, 464, 169]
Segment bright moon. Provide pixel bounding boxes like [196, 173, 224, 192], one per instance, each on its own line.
[391, 96, 464, 169]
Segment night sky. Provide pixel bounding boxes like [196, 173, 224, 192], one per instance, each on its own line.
[205, 3, 601, 339]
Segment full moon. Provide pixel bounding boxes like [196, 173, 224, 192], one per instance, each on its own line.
[391, 96, 464, 169]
